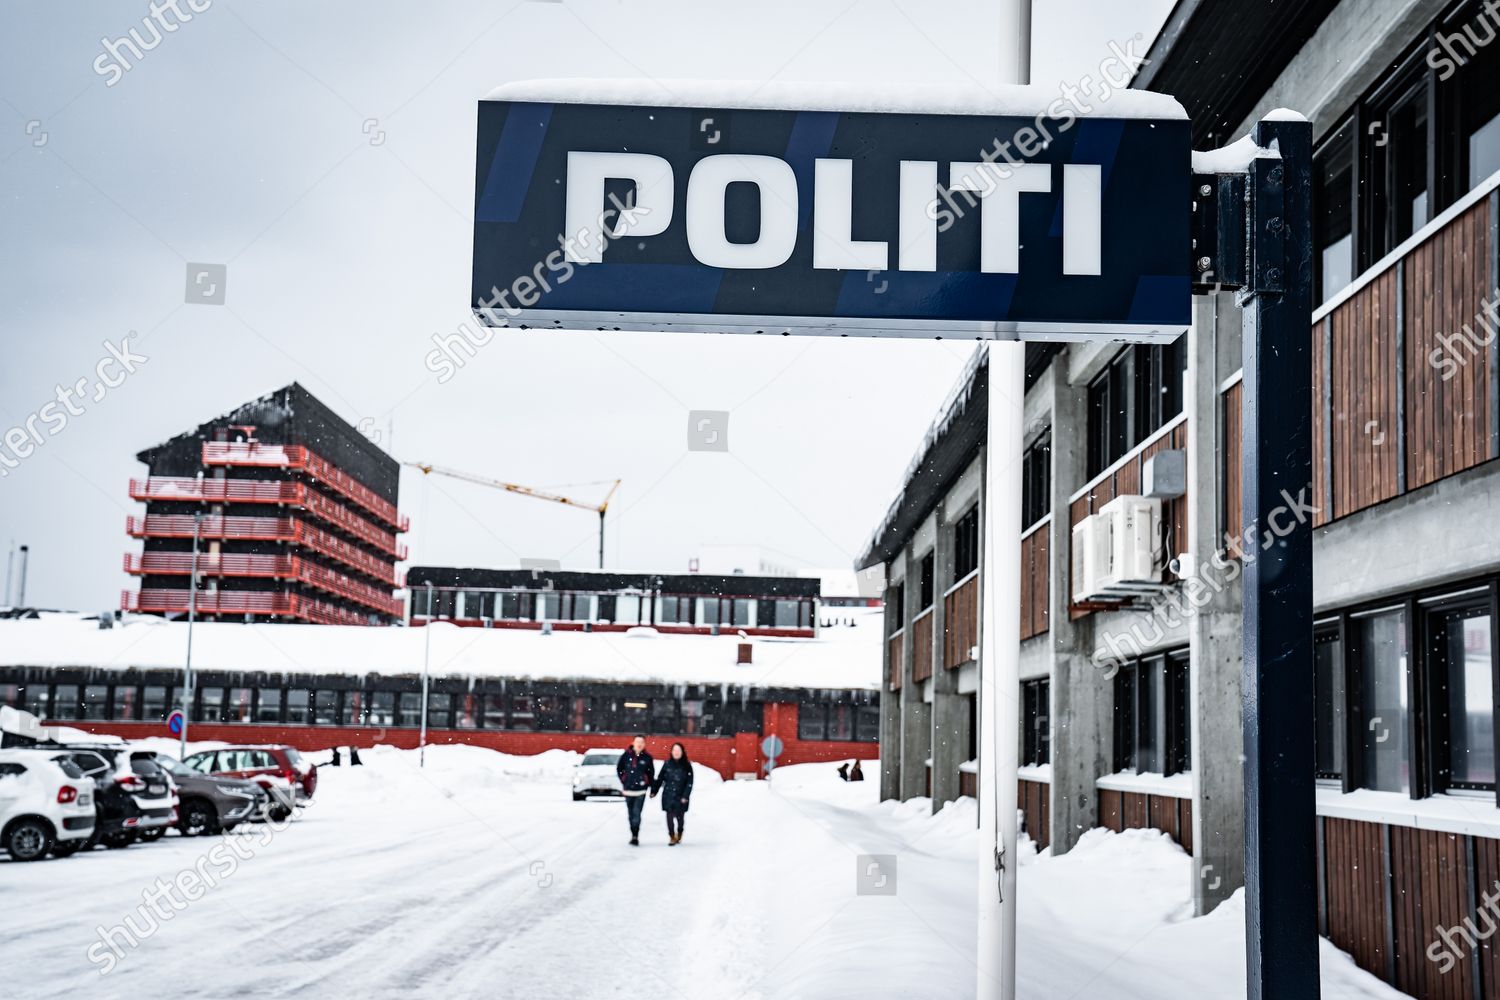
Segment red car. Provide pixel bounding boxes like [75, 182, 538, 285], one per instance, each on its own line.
[182, 746, 317, 818]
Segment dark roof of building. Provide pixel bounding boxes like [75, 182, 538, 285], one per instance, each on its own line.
[136, 382, 399, 503]
[405, 566, 821, 599]
[1133, 0, 1341, 146]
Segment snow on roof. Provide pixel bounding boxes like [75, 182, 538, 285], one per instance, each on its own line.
[0, 609, 883, 692]
[485, 78, 1187, 121]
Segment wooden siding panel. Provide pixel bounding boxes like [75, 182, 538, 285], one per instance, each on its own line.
[943, 575, 979, 669]
[1392, 826, 1475, 1000]
[1019, 779, 1050, 851]
[1330, 270, 1402, 519]
[887, 633, 902, 691]
[1476, 835, 1500, 997]
[1099, 789, 1123, 832]
[1324, 817, 1389, 981]
[1407, 199, 1494, 491]
[911, 611, 934, 684]
[1020, 526, 1050, 641]
[1224, 382, 1244, 547]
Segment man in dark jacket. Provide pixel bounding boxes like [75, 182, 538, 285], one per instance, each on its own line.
[616, 736, 655, 846]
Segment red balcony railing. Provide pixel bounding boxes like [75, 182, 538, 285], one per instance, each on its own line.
[122, 552, 401, 618]
[125, 514, 401, 586]
[130, 477, 403, 557]
[200, 442, 408, 531]
[120, 588, 375, 626]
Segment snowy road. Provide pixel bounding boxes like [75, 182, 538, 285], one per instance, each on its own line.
[3, 744, 1406, 1000]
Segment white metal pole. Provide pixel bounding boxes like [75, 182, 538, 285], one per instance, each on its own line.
[978, 4, 1030, 999]
[180, 512, 201, 759]
[419, 582, 433, 767]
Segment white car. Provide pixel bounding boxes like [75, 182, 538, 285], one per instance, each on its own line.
[0, 749, 96, 861]
[572, 749, 624, 801]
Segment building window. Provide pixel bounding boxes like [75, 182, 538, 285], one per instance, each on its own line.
[369, 692, 396, 727]
[829, 704, 854, 741]
[569, 696, 595, 732]
[341, 691, 367, 727]
[1113, 651, 1190, 776]
[197, 687, 223, 724]
[0, 683, 17, 707]
[1315, 121, 1355, 303]
[23, 684, 49, 718]
[1430, 600, 1495, 790]
[773, 599, 811, 629]
[856, 705, 881, 742]
[112, 685, 139, 721]
[1355, 607, 1409, 794]
[659, 596, 694, 625]
[1086, 342, 1185, 477]
[483, 694, 507, 729]
[426, 693, 453, 729]
[397, 692, 422, 727]
[81, 685, 109, 721]
[1368, 74, 1431, 259]
[887, 584, 905, 632]
[1021, 433, 1051, 529]
[286, 690, 311, 725]
[142, 685, 168, 722]
[799, 703, 827, 741]
[953, 506, 980, 581]
[680, 699, 704, 735]
[650, 698, 677, 734]
[1314, 630, 1345, 779]
[618, 699, 649, 732]
[455, 694, 479, 729]
[256, 689, 283, 724]
[535, 696, 566, 731]
[227, 688, 253, 724]
[510, 695, 536, 730]
[917, 552, 936, 611]
[314, 690, 339, 725]
[1021, 679, 1050, 766]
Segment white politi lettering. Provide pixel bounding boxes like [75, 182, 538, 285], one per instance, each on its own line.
[686, 154, 799, 269]
[947, 161, 1051, 274]
[564, 151, 674, 264]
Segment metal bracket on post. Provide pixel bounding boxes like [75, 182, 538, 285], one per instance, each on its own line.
[1190, 172, 1248, 294]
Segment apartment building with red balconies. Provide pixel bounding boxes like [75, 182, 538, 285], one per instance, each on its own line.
[122, 383, 407, 626]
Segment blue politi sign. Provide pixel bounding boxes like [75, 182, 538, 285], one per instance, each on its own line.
[471, 82, 1190, 341]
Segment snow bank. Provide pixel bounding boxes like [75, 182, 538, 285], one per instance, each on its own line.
[486, 78, 1188, 120]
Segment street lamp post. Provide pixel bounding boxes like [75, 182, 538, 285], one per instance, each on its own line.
[179, 511, 202, 759]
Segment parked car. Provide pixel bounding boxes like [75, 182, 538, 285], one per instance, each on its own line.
[182, 746, 316, 820]
[0, 749, 96, 861]
[572, 748, 624, 801]
[135, 751, 268, 836]
[53, 745, 178, 851]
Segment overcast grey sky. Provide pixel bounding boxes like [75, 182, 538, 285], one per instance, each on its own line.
[0, 0, 1174, 611]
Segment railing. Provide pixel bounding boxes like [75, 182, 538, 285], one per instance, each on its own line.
[122, 552, 401, 617]
[120, 588, 375, 626]
[200, 441, 409, 532]
[911, 608, 934, 683]
[125, 514, 401, 585]
[943, 571, 979, 668]
[130, 477, 401, 555]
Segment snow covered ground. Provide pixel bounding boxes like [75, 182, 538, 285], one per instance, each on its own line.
[3, 745, 1407, 999]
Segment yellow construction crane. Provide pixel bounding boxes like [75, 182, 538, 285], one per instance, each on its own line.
[404, 462, 621, 568]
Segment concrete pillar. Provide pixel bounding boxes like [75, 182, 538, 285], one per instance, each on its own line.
[1044, 360, 1113, 854]
[931, 505, 964, 810]
[879, 560, 903, 802]
[1187, 294, 1245, 915]
[900, 544, 932, 800]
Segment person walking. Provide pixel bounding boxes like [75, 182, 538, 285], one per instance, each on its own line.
[652, 742, 694, 845]
[616, 735, 655, 846]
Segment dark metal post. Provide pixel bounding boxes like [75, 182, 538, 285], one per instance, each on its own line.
[1240, 116, 1319, 999]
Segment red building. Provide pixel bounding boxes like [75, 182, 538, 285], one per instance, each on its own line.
[122, 383, 407, 626]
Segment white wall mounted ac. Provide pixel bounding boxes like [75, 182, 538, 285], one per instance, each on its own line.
[1071, 495, 1164, 601]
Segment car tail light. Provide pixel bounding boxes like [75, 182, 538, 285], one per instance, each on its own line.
[116, 774, 146, 792]
[57, 785, 78, 804]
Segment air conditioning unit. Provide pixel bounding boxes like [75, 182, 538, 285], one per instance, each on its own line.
[1070, 513, 1109, 603]
[1071, 495, 1164, 601]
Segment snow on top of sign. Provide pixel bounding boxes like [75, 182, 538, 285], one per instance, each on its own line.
[0, 609, 882, 691]
[1191, 134, 1274, 174]
[485, 78, 1187, 120]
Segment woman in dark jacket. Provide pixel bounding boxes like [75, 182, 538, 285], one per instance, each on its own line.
[651, 742, 694, 845]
